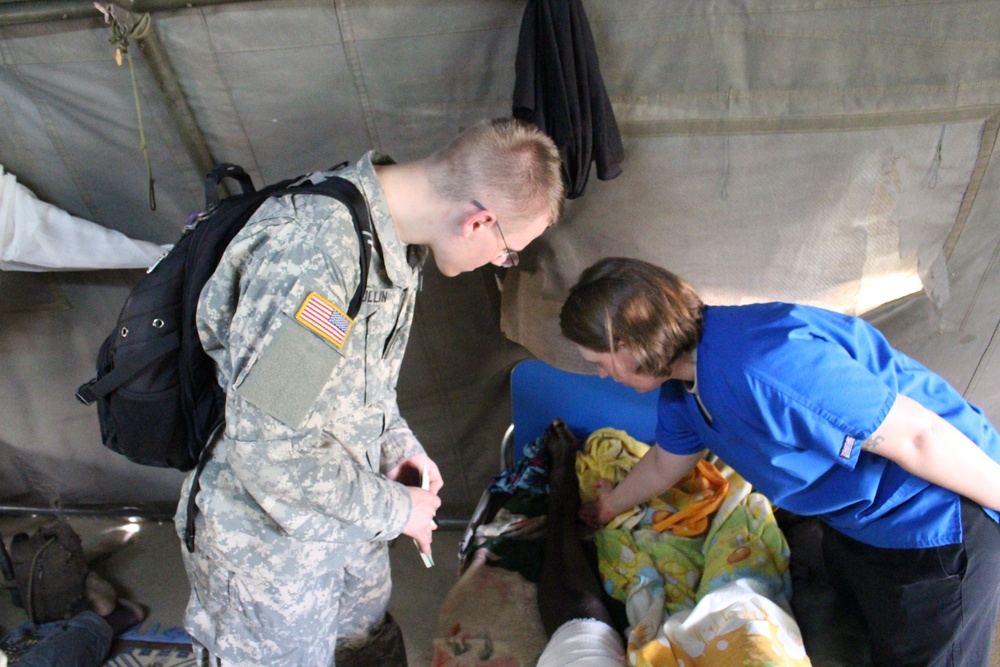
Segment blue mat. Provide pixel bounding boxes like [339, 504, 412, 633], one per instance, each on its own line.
[3, 621, 194, 665]
[118, 622, 191, 645]
[510, 359, 659, 459]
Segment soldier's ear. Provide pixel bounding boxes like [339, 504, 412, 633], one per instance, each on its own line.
[460, 202, 491, 238]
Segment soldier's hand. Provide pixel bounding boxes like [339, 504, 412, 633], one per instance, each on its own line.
[402, 487, 441, 554]
[386, 454, 443, 495]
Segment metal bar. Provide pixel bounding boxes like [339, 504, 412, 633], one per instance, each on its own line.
[0, 504, 177, 521]
[0, 505, 470, 529]
[0, 1, 99, 24]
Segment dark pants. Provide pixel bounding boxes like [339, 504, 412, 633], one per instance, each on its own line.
[16, 611, 113, 667]
[822, 498, 1000, 667]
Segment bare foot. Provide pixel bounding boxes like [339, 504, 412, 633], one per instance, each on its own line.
[84, 571, 117, 617]
[544, 420, 582, 516]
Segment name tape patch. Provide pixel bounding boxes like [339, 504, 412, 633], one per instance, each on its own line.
[295, 292, 354, 348]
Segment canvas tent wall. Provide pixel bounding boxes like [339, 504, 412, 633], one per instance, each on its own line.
[1, 0, 999, 520]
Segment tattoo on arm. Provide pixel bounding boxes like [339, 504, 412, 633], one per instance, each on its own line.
[861, 435, 884, 452]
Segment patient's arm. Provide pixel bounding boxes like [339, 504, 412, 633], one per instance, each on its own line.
[537, 420, 614, 638]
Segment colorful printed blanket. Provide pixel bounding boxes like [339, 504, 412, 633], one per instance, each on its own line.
[580, 429, 811, 667]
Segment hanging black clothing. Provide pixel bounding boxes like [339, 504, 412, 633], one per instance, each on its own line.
[513, 0, 624, 199]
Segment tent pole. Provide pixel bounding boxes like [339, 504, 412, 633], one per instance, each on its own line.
[138, 23, 217, 180]
[0, 0, 266, 188]
[0, 0, 269, 26]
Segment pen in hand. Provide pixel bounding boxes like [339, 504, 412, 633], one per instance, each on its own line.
[413, 464, 435, 568]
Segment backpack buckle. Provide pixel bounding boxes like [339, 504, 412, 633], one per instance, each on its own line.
[75, 381, 97, 406]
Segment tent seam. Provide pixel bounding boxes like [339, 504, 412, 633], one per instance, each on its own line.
[332, 0, 379, 150]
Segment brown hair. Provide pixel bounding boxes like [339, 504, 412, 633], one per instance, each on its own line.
[426, 118, 564, 229]
[560, 257, 705, 376]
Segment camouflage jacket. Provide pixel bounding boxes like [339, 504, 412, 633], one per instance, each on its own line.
[176, 153, 426, 577]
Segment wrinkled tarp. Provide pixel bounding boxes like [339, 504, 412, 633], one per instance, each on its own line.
[1, 1, 1000, 524]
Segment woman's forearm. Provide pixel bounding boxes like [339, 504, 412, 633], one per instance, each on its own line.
[606, 446, 703, 517]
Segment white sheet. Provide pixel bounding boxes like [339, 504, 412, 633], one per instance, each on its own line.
[0, 165, 168, 272]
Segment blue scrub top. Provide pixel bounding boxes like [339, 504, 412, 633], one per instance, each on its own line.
[656, 303, 1000, 549]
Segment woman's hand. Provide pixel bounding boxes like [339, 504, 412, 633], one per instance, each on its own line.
[579, 478, 617, 529]
[577, 448, 704, 529]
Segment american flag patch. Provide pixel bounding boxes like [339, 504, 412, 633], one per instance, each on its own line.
[839, 435, 856, 459]
[295, 292, 354, 348]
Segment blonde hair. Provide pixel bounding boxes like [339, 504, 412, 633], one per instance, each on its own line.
[426, 118, 564, 229]
[560, 258, 705, 376]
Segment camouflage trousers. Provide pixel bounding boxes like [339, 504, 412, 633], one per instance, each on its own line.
[182, 539, 406, 666]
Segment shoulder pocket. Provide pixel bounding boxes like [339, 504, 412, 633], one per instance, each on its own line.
[236, 315, 343, 427]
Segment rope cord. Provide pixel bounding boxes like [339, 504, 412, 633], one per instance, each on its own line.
[96, 4, 156, 210]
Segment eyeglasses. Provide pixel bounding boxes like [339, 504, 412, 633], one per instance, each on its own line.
[471, 199, 519, 268]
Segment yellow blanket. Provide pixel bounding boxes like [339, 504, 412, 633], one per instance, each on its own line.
[579, 428, 811, 667]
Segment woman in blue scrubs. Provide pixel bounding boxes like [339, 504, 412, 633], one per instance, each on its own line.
[559, 257, 1000, 667]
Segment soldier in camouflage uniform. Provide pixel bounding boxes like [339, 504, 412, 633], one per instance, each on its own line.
[174, 117, 564, 666]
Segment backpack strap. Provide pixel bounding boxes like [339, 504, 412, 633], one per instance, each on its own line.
[296, 175, 373, 318]
[0, 530, 20, 604]
[183, 421, 224, 552]
[182, 173, 374, 553]
[204, 163, 256, 208]
[75, 335, 179, 405]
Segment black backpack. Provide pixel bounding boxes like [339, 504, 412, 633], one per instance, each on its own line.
[76, 163, 373, 549]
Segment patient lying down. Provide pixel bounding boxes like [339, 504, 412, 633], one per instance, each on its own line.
[435, 419, 811, 667]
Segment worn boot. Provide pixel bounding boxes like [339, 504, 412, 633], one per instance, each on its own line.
[334, 612, 407, 667]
